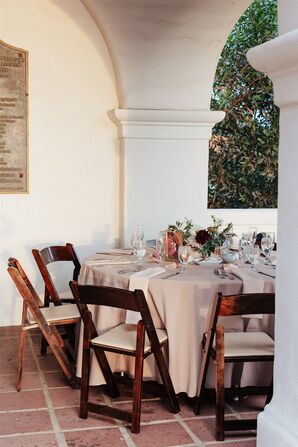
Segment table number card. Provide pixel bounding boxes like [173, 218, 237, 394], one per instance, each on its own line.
[0, 39, 28, 193]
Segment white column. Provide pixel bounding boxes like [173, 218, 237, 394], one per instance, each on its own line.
[111, 109, 224, 246]
[247, 29, 298, 447]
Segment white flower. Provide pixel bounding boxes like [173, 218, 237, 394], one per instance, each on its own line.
[215, 218, 223, 226]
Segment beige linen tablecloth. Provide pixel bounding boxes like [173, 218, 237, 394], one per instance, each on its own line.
[77, 255, 275, 397]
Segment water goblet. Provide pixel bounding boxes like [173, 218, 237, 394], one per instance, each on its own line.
[135, 225, 144, 240]
[131, 239, 147, 269]
[261, 235, 274, 265]
[239, 241, 248, 264]
[178, 246, 192, 272]
[249, 227, 258, 244]
[247, 245, 260, 271]
[156, 231, 166, 261]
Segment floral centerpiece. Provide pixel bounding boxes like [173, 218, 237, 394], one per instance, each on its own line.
[167, 218, 196, 245]
[191, 216, 235, 259]
[167, 216, 235, 260]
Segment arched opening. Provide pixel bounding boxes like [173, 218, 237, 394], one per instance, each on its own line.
[208, 0, 279, 210]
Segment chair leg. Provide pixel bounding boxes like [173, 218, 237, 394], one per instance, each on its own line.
[93, 348, 120, 398]
[41, 327, 78, 388]
[16, 328, 26, 391]
[131, 322, 145, 434]
[40, 287, 50, 355]
[153, 348, 180, 414]
[80, 342, 91, 419]
[215, 326, 225, 442]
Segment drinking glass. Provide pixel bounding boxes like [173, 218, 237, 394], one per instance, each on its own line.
[248, 227, 257, 245]
[135, 225, 144, 240]
[156, 231, 165, 261]
[261, 235, 274, 265]
[247, 245, 260, 271]
[178, 246, 192, 271]
[130, 225, 144, 248]
[131, 239, 147, 268]
[239, 239, 249, 264]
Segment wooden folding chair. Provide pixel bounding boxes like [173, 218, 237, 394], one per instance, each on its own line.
[32, 243, 81, 354]
[32, 243, 81, 306]
[194, 292, 275, 441]
[70, 281, 180, 434]
[8, 258, 81, 391]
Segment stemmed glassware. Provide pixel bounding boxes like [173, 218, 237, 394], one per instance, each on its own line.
[156, 231, 166, 262]
[249, 227, 258, 245]
[261, 233, 275, 265]
[131, 239, 147, 268]
[247, 245, 260, 271]
[178, 246, 192, 271]
[130, 225, 146, 269]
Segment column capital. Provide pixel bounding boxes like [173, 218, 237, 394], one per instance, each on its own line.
[247, 29, 298, 107]
[109, 108, 225, 140]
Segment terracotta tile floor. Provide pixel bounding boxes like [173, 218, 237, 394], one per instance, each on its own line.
[0, 327, 262, 447]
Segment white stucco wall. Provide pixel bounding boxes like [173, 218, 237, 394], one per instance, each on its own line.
[0, 0, 118, 325]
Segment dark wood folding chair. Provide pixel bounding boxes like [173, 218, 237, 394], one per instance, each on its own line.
[32, 243, 81, 354]
[32, 243, 81, 306]
[194, 292, 274, 441]
[70, 281, 180, 434]
[8, 258, 81, 391]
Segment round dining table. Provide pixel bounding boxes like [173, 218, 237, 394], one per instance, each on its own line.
[77, 253, 275, 397]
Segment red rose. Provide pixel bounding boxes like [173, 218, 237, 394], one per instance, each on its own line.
[195, 229, 211, 245]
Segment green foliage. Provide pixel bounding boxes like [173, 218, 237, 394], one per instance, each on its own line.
[209, 0, 279, 209]
[168, 218, 194, 244]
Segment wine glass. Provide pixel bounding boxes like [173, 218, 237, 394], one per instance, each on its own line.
[261, 235, 274, 265]
[130, 225, 144, 248]
[249, 227, 257, 244]
[247, 245, 260, 271]
[131, 239, 147, 269]
[239, 239, 249, 264]
[178, 246, 192, 271]
[156, 231, 165, 261]
[135, 225, 144, 240]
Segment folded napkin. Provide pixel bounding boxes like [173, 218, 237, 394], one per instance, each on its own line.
[126, 267, 166, 324]
[229, 265, 265, 319]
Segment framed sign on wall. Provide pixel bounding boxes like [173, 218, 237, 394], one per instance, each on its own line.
[0, 39, 28, 193]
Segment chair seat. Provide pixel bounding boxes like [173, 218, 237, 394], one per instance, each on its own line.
[29, 304, 80, 324]
[214, 331, 274, 358]
[91, 323, 168, 354]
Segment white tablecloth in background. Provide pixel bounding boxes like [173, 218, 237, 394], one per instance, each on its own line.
[77, 255, 275, 397]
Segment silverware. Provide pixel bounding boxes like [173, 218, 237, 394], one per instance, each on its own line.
[214, 269, 235, 280]
[117, 268, 137, 274]
[162, 271, 181, 280]
[256, 270, 275, 278]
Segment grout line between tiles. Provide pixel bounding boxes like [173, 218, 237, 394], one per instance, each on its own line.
[0, 407, 48, 414]
[102, 389, 137, 447]
[174, 413, 204, 447]
[0, 430, 56, 439]
[28, 334, 68, 447]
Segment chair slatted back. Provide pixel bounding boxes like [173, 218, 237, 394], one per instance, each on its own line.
[8, 257, 44, 307]
[219, 293, 275, 317]
[70, 282, 161, 350]
[8, 266, 52, 330]
[196, 291, 275, 414]
[32, 243, 81, 305]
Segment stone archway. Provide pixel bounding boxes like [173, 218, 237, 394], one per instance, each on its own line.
[82, 0, 253, 243]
